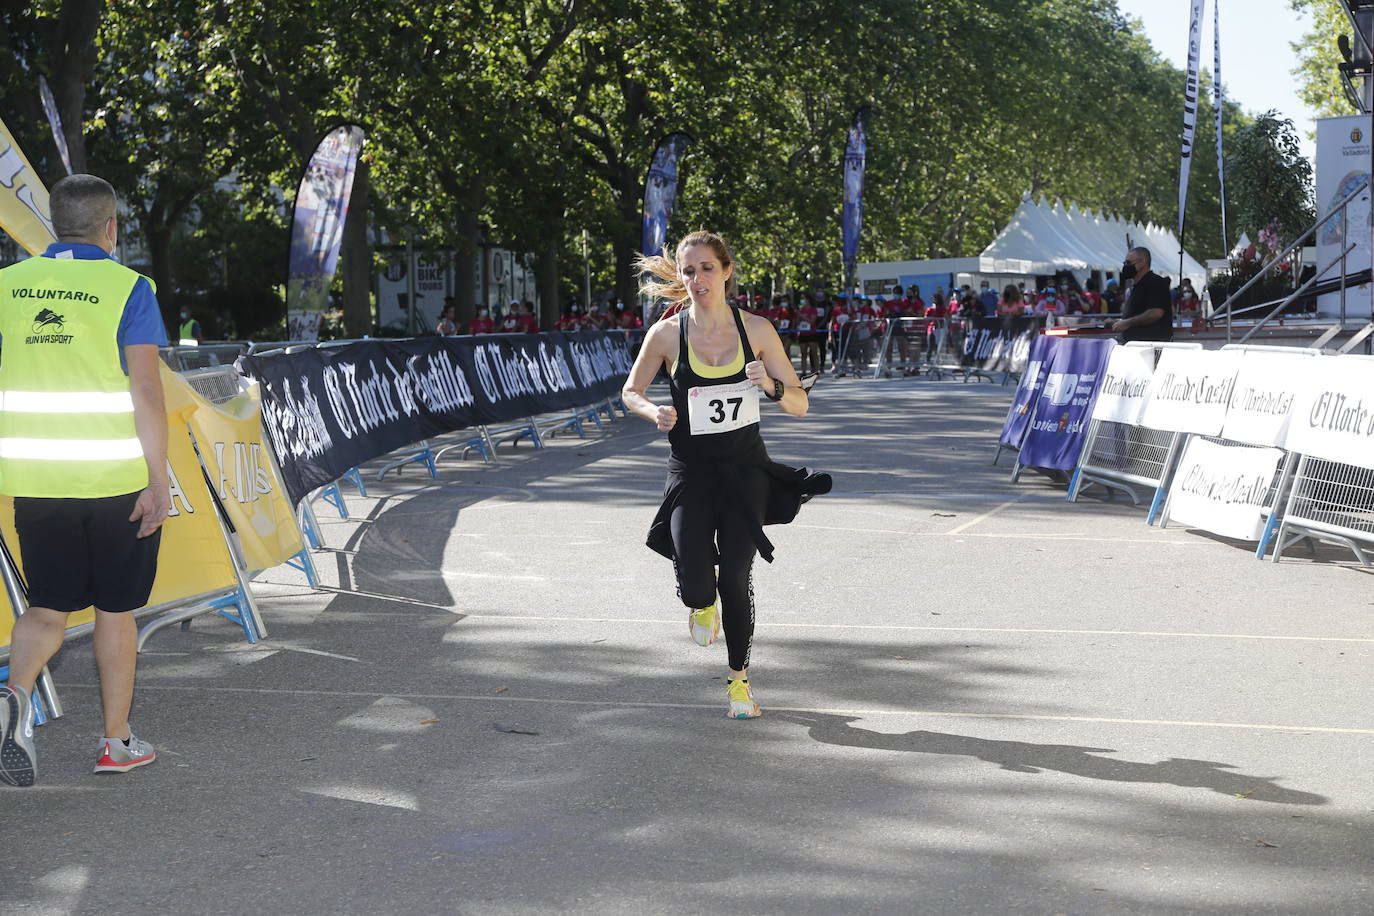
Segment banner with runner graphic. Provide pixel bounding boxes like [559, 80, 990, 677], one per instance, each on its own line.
[0, 113, 55, 254]
[841, 108, 869, 275]
[286, 124, 365, 341]
[641, 133, 690, 258]
[38, 76, 73, 177]
[1017, 338, 1116, 470]
[240, 330, 635, 505]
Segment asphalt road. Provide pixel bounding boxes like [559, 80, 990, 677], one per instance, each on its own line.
[3, 377, 1372, 915]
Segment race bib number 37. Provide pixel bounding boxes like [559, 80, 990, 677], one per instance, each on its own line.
[687, 380, 761, 436]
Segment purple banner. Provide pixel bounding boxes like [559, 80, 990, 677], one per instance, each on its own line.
[998, 334, 1059, 450]
[641, 133, 690, 257]
[38, 76, 72, 176]
[287, 124, 365, 340]
[1017, 338, 1117, 470]
[842, 108, 869, 268]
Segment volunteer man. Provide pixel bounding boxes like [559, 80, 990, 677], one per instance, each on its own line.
[176, 306, 201, 344]
[0, 174, 171, 787]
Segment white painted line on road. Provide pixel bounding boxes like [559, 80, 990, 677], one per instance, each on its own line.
[791, 523, 1199, 545]
[71, 683, 1374, 736]
[945, 496, 1024, 535]
[456, 613, 1374, 644]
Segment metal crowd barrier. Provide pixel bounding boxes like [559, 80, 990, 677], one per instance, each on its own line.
[1066, 341, 1202, 520]
[1268, 353, 1374, 566]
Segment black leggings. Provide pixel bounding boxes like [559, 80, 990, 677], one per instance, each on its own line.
[669, 466, 770, 672]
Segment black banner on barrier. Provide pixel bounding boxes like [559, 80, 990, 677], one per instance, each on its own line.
[239, 331, 633, 504]
[961, 317, 1038, 374]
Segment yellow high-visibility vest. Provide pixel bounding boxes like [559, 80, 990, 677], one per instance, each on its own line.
[0, 255, 152, 497]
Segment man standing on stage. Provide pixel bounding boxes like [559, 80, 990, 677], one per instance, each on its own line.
[1110, 247, 1173, 342]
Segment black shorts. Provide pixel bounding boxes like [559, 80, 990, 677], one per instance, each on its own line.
[13, 491, 161, 613]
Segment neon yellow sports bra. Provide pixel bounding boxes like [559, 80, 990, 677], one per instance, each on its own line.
[673, 321, 746, 378]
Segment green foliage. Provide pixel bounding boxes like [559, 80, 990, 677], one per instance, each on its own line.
[0, 0, 1318, 312]
[1290, 0, 1361, 121]
[1225, 111, 1316, 245]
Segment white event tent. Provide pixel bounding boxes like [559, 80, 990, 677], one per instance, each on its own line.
[859, 193, 1207, 296]
[980, 194, 1207, 290]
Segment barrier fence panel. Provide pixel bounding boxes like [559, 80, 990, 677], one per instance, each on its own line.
[1066, 341, 1203, 518]
[1156, 435, 1291, 541]
[1272, 456, 1374, 566]
[1068, 420, 1184, 510]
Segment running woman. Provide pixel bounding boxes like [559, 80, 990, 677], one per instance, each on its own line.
[622, 231, 811, 720]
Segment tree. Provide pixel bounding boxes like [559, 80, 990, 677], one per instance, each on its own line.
[1225, 111, 1316, 245]
[1290, 0, 1362, 121]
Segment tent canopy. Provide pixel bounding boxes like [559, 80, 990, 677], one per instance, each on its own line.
[980, 194, 1206, 290]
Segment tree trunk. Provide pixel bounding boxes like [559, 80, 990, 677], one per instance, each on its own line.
[612, 171, 641, 308]
[143, 218, 175, 331]
[451, 180, 485, 325]
[49, 0, 102, 175]
[536, 239, 560, 330]
[340, 156, 372, 338]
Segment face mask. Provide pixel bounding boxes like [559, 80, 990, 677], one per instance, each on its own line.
[479, 310, 488, 317]
[1120, 261, 1138, 281]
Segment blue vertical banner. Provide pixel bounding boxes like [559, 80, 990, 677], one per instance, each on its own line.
[999, 334, 1059, 450]
[1017, 338, 1117, 470]
[1177, 0, 1205, 243]
[641, 133, 691, 258]
[841, 107, 870, 289]
[1213, 0, 1228, 254]
[287, 124, 366, 341]
[37, 76, 72, 176]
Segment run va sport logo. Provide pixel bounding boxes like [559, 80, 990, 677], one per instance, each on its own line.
[26, 308, 75, 344]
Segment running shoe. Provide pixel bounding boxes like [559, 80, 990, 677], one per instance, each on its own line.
[0, 685, 37, 787]
[689, 603, 720, 647]
[93, 731, 156, 774]
[726, 678, 761, 719]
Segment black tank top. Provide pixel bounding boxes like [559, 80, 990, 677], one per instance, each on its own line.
[667, 306, 768, 464]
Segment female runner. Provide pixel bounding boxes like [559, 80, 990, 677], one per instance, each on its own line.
[622, 231, 812, 719]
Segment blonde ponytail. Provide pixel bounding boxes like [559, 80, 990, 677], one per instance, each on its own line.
[635, 230, 738, 308]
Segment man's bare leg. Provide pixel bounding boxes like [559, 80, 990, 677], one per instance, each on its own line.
[92, 609, 136, 741]
[6, 606, 68, 694]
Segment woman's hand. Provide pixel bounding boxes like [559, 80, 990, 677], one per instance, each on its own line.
[656, 405, 678, 431]
[744, 359, 770, 390]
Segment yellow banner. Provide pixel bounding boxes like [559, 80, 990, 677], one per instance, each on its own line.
[0, 115, 56, 255]
[162, 365, 303, 571]
[0, 395, 239, 650]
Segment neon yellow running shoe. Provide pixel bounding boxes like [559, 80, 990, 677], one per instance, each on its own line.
[689, 603, 720, 647]
[726, 678, 761, 719]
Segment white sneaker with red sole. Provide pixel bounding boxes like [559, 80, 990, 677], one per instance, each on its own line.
[93, 731, 156, 774]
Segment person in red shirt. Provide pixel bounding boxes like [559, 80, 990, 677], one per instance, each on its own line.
[517, 302, 540, 333]
[616, 304, 642, 329]
[470, 306, 495, 335]
[584, 302, 611, 330]
[828, 296, 853, 374]
[499, 301, 521, 333]
[554, 307, 580, 332]
[794, 295, 821, 374]
[924, 290, 949, 362]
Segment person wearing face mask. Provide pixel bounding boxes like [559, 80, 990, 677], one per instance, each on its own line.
[176, 306, 201, 344]
[470, 306, 495, 335]
[978, 281, 999, 317]
[1109, 247, 1172, 342]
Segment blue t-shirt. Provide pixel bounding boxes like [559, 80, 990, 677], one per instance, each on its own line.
[0, 243, 169, 373]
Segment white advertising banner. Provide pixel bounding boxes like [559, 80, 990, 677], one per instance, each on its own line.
[1219, 350, 1313, 446]
[1284, 356, 1374, 469]
[1167, 438, 1284, 541]
[1092, 345, 1155, 424]
[1314, 115, 1371, 319]
[1139, 349, 1241, 435]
